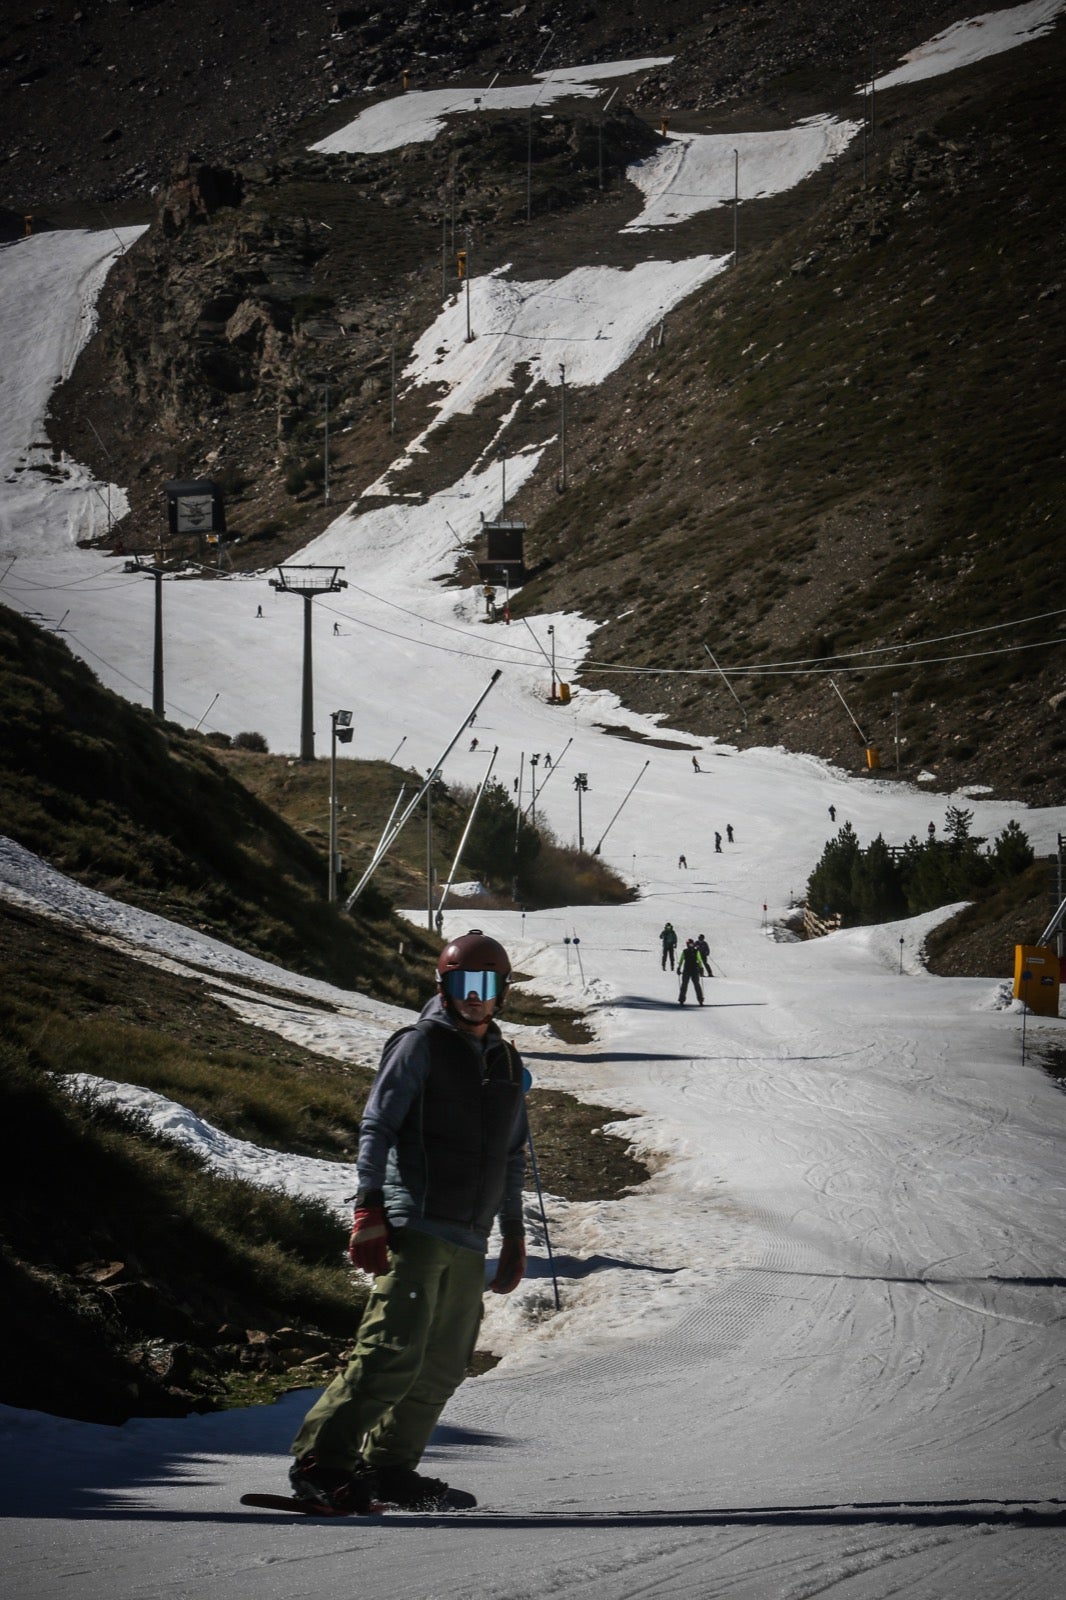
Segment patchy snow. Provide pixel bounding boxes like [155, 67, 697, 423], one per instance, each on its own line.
[311, 58, 674, 155]
[0, 227, 145, 554]
[623, 116, 861, 233]
[362, 257, 729, 488]
[870, 0, 1066, 90]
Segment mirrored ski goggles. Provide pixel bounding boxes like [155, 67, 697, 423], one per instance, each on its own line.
[441, 969, 503, 1002]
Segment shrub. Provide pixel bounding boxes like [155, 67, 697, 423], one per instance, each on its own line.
[233, 730, 269, 753]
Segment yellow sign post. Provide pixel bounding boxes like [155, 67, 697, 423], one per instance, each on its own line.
[1013, 944, 1060, 1017]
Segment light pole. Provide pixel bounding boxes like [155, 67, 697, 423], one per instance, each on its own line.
[529, 753, 540, 826]
[464, 234, 473, 342]
[733, 148, 739, 264]
[574, 771, 589, 852]
[558, 365, 567, 491]
[323, 375, 331, 504]
[548, 624, 557, 701]
[426, 771, 442, 931]
[892, 691, 901, 772]
[270, 565, 348, 760]
[329, 710, 354, 903]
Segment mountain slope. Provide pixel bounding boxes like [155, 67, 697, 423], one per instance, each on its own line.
[15, 2, 1066, 807]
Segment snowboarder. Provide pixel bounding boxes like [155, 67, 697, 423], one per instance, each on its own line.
[333, 621, 340, 635]
[714, 831, 722, 853]
[678, 853, 687, 869]
[288, 931, 528, 1514]
[726, 824, 734, 844]
[828, 804, 836, 823]
[695, 934, 712, 975]
[692, 755, 701, 773]
[255, 604, 263, 618]
[659, 922, 678, 971]
[469, 737, 479, 751]
[677, 939, 706, 1006]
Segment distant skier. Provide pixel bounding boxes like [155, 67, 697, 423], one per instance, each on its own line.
[659, 922, 678, 971]
[726, 824, 734, 844]
[828, 804, 836, 823]
[692, 755, 701, 773]
[256, 604, 263, 618]
[678, 853, 687, 869]
[695, 934, 712, 975]
[714, 831, 722, 853]
[677, 940, 706, 1006]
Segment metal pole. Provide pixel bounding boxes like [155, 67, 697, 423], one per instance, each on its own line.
[438, 746, 499, 914]
[426, 774, 434, 930]
[862, 86, 869, 186]
[521, 735, 572, 820]
[390, 326, 397, 435]
[152, 566, 164, 717]
[194, 691, 219, 732]
[733, 148, 739, 264]
[329, 718, 339, 903]
[323, 378, 331, 504]
[558, 365, 567, 490]
[592, 760, 649, 856]
[527, 105, 533, 222]
[548, 624, 556, 701]
[828, 677, 867, 745]
[300, 593, 315, 760]
[703, 643, 747, 725]
[893, 691, 901, 772]
[465, 236, 473, 342]
[345, 670, 503, 908]
[526, 1125, 561, 1310]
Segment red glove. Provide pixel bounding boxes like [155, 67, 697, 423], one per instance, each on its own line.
[490, 1233, 526, 1294]
[348, 1201, 390, 1277]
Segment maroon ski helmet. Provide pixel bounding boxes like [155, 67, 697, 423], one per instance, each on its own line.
[436, 929, 512, 1005]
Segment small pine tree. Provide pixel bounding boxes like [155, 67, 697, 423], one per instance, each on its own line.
[990, 819, 1034, 879]
[806, 822, 860, 921]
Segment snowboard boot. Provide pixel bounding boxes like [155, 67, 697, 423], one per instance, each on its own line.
[373, 1463, 477, 1511]
[289, 1452, 379, 1513]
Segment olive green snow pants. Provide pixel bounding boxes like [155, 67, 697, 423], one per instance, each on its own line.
[290, 1228, 486, 1472]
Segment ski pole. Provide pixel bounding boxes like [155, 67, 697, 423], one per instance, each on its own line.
[521, 1066, 561, 1310]
[526, 1126, 561, 1311]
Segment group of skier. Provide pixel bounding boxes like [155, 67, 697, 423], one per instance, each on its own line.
[658, 923, 713, 1006]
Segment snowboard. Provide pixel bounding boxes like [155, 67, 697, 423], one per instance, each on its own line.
[240, 1488, 476, 1516]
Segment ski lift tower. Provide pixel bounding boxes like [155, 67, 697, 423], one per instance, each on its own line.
[269, 565, 348, 760]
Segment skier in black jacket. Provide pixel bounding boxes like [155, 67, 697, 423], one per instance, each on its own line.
[677, 939, 707, 1006]
[288, 931, 528, 1513]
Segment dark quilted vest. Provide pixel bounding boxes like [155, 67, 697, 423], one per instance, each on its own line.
[393, 1019, 523, 1236]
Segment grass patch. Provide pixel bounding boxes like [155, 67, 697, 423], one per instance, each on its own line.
[0, 896, 645, 1421]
